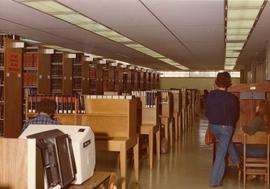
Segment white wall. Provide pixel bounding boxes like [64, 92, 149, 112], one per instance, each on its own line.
[160, 77, 241, 92]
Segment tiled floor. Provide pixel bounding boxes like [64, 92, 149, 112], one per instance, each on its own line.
[97, 116, 267, 189]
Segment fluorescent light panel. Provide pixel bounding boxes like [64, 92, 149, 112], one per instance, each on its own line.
[227, 20, 255, 29]
[227, 9, 260, 20]
[226, 28, 250, 35]
[226, 34, 248, 40]
[23, 0, 74, 14]
[228, 0, 264, 9]
[224, 0, 265, 70]
[225, 58, 237, 65]
[224, 65, 234, 70]
[226, 51, 240, 57]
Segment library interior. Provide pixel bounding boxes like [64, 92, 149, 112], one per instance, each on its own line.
[1, 0, 270, 189]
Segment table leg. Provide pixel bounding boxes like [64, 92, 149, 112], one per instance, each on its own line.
[156, 127, 160, 160]
[149, 129, 154, 169]
[120, 144, 127, 189]
[133, 136, 139, 183]
[164, 118, 169, 140]
[169, 119, 173, 146]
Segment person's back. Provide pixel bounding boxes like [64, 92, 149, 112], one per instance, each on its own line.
[23, 98, 59, 131]
[206, 89, 238, 126]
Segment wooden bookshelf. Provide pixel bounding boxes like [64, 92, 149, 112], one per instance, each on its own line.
[0, 35, 4, 136]
[81, 57, 90, 95]
[108, 63, 117, 92]
[142, 71, 147, 91]
[3, 36, 23, 137]
[134, 68, 140, 91]
[72, 54, 83, 95]
[23, 46, 38, 97]
[89, 60, 104, 95]
[37, 46, 51, 94]
[115, 64, 124, 94]
[51, 52, 63, 94]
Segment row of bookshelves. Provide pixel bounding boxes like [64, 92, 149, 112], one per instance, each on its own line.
[0, 35, 160, 137]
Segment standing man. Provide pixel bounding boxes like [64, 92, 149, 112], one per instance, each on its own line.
[206, 72, 240, 187]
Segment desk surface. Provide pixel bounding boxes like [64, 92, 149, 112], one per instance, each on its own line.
[68, 172, 112, 189]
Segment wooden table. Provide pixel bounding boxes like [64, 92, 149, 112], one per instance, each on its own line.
[95, 136, 139, 189]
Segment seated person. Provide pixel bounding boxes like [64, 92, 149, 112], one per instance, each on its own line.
[22, 99, 59, 131]
[236, 101, 270, 158]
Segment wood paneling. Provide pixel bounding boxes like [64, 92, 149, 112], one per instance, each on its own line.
[0, 138, 28, 189]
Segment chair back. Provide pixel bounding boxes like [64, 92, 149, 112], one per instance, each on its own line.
[242, 131, 270, 188]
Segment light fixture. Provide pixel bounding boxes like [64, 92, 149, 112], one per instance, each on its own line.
[227, 9, 260, 20]
[224, 0, 265, 70]
[226, 34, 248, 41]
[20, 37, 40, 44]
[14, 0, 189, 70]
[226, 28, 250, 35]
[227, 20, 255, 29]
[227, 0, 264, 9]
[226, 51, 240, 57]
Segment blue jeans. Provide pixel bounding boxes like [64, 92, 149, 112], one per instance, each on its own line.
[209, 124, 239, 186]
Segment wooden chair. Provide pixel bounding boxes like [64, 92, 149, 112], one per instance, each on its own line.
[242, 132, 270, 188]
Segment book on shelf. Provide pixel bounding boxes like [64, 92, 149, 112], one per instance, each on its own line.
[23, 52, 38, 68]
[51, 53, 63, 63]
[27, 95, 84, 114]
[23, 71, 37, 87]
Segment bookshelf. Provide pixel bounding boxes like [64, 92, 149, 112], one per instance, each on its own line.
[23, 46, 38, 97]
[89, 60, 104, 95]
[51, 52, 63, 94]
[3, 36, 23, 137]
[134, 68, 140, 91]
[142, 71, 147, 91]
[72, 54, 82, 95]
[37, 46, 51, 94]
[0, 35, 4, 136]
[102, 62, 109, 92]
[81, 57, 90, 95]
[116, 64, 124, 94]
[107, 63, 116, 92]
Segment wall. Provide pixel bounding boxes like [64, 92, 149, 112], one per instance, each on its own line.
[160, 77, 240, 92]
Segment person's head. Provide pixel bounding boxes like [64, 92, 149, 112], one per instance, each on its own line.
[215, 72, 232, 89]
[37, 99, 56, 116]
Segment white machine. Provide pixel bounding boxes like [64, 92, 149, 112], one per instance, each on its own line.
[20, 124, 96, 185]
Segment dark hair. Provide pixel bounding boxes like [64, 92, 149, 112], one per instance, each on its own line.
[37, 99, 56, 116]
[215, 72, 232, 88]
[257, 101, 270, 128]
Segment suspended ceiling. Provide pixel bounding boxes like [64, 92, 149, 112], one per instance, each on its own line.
[0, 0, 269, 71]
